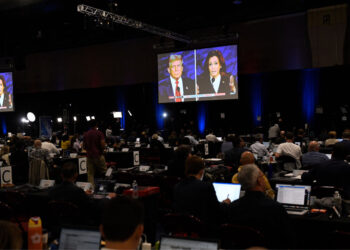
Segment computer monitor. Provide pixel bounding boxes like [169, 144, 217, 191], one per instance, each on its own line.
[160, 236, 219, 250]
[275, 184, 311, 207]
[58, 227, 101, 250]
[212, 182, 241, 202]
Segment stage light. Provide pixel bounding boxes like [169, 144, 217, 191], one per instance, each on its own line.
[163, 112, 168, 118]
[21, 117, 29, 123]
[112, 111, 122, 118]
[128, 110, 132, 116]
[73, 116, 77, 122]
[86, 116, 91, 121]
[57, 117, 63, 123]
[27, 112, 36, 122]
[91, 116, 95, 120]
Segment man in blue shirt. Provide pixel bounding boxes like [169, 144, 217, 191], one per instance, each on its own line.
[301, 141, 329, 169]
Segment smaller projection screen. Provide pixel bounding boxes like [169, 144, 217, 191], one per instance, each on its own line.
[158, 44, 238, 103]
[0, 72, 14, 112]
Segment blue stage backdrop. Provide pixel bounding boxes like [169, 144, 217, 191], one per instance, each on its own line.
[302, 69, 319, 124]
[251, 74, 263, 127]
[1, 116, 7, 135]
[116, 88, 126, 129]
[197, 103, 207, 135]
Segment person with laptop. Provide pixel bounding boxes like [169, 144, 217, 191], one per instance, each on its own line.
[250, 134, 269, 158]
[275, 131, 302, 170]
[232, 151, 275, 199]
[100, 196, 144, 250]
[302, 142, 350, 199]
[301, 141, 329, 169]
[227, 164, 292, 248]
[49, 161, 91, 213]
[173, 155, 230, 232]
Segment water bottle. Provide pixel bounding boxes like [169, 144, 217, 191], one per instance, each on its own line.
[132, 180, 139, 199]
[28, 216, 42, 250]
[333, 191, 342, 215]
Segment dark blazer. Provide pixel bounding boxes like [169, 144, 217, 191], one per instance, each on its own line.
[173, 176, 221, 227]
[302, 159, 350, 198]
[0, 93, 11, 108]
[158, 77, 195, 103]
[227, 191, 292, 248]
[197, 72, 236, 100]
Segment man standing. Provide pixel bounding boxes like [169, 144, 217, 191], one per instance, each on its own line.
[158, 54, 195, 103]
[83, 120, 107, 185]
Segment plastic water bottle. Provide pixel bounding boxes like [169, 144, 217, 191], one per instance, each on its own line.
[333, 191, 342, 215]
[132, 180, 139, 199]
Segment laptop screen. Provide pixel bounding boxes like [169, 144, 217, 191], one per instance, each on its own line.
[276, 184, 311, 206]
[263, 141, 270, 148]
[213, 182, 241, 202]
[160, 236, 218, 250]
[58, 227, 101, 250]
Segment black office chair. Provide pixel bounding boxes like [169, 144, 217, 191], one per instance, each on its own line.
[219, 223, 267, 249]
[161, 213, 205, 238]
[276, 155, 297, 171]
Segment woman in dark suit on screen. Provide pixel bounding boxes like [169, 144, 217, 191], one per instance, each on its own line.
[197, 50, 236, 99]
[0, 75, 13, 110]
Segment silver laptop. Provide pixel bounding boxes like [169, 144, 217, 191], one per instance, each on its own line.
[58, 227, 101, 250]
[160, 236, 219, 250]
[276, 184, 311, 215]
[213, 182, 241, 202]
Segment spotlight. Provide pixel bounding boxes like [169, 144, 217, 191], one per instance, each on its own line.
[86, 116, 91, 121]
[91, 116, 95, 120]
[163, 112, 168, 118]
[21, 117, 29, 123]
[128, 110, 132, 116]
[73, 116, 77, 122]
[27, 112, 36, 122]
[112, 111, 122, 118]
[57, 117, 63, 123]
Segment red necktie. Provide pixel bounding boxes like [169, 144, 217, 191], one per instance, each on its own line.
[175, 80, 181, 102]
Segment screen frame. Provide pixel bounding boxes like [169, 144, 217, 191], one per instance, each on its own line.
[157, 43, 239, 104]
[0, 71, 15, 112]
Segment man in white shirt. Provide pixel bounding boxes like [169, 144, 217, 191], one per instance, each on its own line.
[205, 129, 218, 142]
[42, 139, 60, 154]
[250, 135, 269, 158]
[268, 123, 280, 142]
[185, 130, 199, 145]
[275, 132, 302, 169]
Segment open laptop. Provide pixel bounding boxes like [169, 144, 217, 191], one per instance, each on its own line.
[212, 182, 241, 202]
[160, 236, 219, 250]
[58, 227, 101, 250]
[275, 184, 311, 215]
[39, 179, 55, 189]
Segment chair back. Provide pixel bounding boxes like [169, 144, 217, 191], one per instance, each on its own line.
[46, 200, 81, 238]
[29, 159, 49, 186]
[219, 223, 266, 249]
[162, 213, 205, 238]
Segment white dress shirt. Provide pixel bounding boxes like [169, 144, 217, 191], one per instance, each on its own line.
[210, 75, 221, 93]
[170, 77, 184, 101]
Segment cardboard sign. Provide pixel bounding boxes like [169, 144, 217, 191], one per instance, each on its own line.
[78, 157, 87, 175]
[133, 151, 140, 166]
[205, 143, 209, 156]
[1, 166, 12, 184]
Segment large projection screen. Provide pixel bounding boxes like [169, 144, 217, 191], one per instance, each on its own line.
[158, 44, 238, 103]
[0, 72, 14, 112]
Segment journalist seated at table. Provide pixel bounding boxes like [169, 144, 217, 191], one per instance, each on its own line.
[301, 141, 329, 169]
[173, 155, 230, 229]
[232, 152, 275, 199]
[302, 142, 350, 199]
[227, 164, 292, 248]
[100, 196, 144, 250]
[49, 161, 91, 212]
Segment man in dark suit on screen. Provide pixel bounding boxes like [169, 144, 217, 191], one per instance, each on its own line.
[158, 54, 195, 103]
